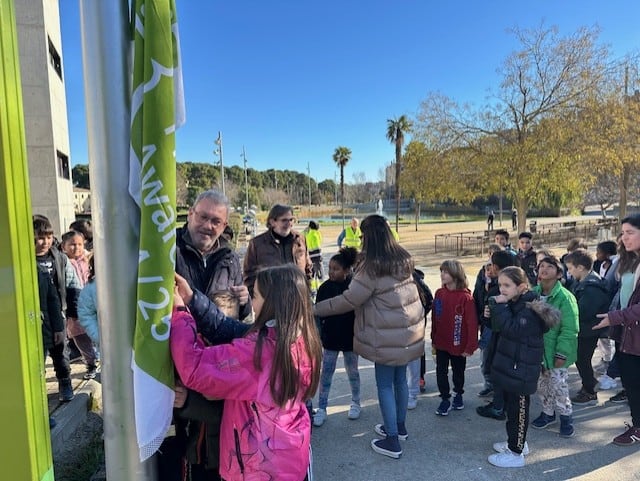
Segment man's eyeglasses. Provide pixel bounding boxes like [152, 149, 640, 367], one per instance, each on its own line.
[193, 211, 226, 227]
[278, 217, 295, 224]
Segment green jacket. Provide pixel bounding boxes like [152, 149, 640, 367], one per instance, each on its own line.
[533, 281, 579, 369]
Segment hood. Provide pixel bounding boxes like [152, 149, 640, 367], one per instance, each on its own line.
[526, 299, 561, 331]
[575, 272, 609, 294]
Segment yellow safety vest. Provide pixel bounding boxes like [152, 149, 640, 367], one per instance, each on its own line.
[344, 227, 361, 249]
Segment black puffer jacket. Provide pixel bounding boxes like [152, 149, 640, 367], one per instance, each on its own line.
[38, 267, 64, 351]
[490, 291, 560, 395]
[175, 225, 251, 320]
[569, 272, 612, 338]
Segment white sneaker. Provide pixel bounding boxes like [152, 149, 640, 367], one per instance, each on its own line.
[488, 449, 525, 468]
[593, 360, 609, 375]
[493, 441, 530, 456]
[348, 404, 361, 420]
[598, 374, 618, 390]
[407, 397, 418, 410]
[313, 408, 327, 427]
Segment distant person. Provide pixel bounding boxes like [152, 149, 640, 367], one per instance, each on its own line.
[314, 215, 424, 459]
[33, 215, 81, 402]
[304, 220, 323, 293]
[531, 256, 579, 438]
[487, 210, 495, 231]
[171, 265, 321, 480]
[431, 260, 478, 416]
[337, 217, 361, 250]
[486, 266, 559, 468]
[564, 249, 612, 406]
[61, 230, 98, 380]
[511, 209, 518, 230]
[377, 198, 384, 215]
[517, 232, 537, 286]
[244, 204, 312, 296]
[37, 264, 67, 428]
[494, 229, 517, 257]
[313, 247, 361, 427]
[69, 219, 93, 252]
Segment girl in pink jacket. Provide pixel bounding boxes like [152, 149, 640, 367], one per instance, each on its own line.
[171, 264, 322, 481]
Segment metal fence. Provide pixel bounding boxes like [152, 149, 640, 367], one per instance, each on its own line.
[434, 218, 619, 257]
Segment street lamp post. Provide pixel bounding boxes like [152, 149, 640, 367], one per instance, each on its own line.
[214, 131, 225, 195]
[241, 146, 249, 213]
[307, 162, 312, 218]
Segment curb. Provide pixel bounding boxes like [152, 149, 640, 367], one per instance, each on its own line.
[50, 378, 102, 457]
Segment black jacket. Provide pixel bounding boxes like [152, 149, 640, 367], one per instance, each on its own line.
[490, 292, 560, 395]
[570, 272, 612, 338]
[316, 278, 355, 352]
[175, 225, 252, 320]
[38, 267, 64, 351]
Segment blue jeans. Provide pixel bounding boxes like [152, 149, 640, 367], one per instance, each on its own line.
[374, 363, 408, 437]
[407, 358, 421, 399]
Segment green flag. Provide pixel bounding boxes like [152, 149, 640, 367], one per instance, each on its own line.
[129, 0, 185, 461]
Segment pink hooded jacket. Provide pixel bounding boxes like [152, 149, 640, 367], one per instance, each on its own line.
[170, 311, 312, 481]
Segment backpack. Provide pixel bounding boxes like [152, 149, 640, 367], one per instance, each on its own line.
[413, 268, 433, 317]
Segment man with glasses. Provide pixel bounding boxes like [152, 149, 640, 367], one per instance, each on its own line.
[243, 203, 312, 296]
[166, 189, 251, 481]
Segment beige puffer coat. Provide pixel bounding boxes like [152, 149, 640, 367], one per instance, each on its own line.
[314, 270, 424, 365]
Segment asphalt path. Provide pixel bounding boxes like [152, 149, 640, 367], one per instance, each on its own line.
[309, 349, 639, 481]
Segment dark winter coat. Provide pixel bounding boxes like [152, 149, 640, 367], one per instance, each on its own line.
[490, 292, 560, 395]
[38, 267, 64, 351]
[243, 228, 312, 296]
[518, 249, 538, 286]
[316, 278, 355, 352]
[608, 263, 640, 356]
[175, 225, 251, 320]
[569, 271, 612, 338]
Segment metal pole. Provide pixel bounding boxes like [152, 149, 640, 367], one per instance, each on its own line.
[215, 131, 225, 195]
[307, 162, 312, 218]
[242, 146, 249, 212]
[79, 1, 155, 479]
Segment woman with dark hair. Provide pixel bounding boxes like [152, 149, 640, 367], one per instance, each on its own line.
[243, 204, 312, 296]
[593, 214, 640, 446]
[314, 214, 424, 459]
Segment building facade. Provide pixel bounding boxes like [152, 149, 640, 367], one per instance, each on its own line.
[15, 0, 75, 234]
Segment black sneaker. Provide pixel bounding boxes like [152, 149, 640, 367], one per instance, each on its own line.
[371, 437, 402, 459]
[478, 387, 494, 397]
[476, 402, 506, 420]
[609, 390, 628, 404]
[571, 389, 598, 406]
[84, 365, 98, 380]
[58, 378, 74, 402]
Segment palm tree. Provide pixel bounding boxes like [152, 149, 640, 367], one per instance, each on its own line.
[386, 115, 412, 232]
[332, 146, 352, 229]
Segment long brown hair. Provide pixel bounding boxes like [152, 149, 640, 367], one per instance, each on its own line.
[358, 215, 414, 278]
[248, 265, 321, 406]
[618, 215, 640, 275]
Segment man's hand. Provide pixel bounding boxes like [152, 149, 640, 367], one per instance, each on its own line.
[230, 284, 249, 305]
[53, 331, 64, 345]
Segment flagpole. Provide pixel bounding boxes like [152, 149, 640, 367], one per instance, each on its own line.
[78, 1, 155, 479]
[214, 131, 225, 195]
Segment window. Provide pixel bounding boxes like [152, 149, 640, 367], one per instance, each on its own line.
[57, 151, 70, 179]
[48, 36, 62, 80]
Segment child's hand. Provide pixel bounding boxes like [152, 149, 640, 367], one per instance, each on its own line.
[174, 273, 194, 305]
[483, 306, 491, 318]
[174, 285, 186, 308]
[174, 382, 188, 408]
[493, 294, 509, 304]
[230, 284, 249, 305]
[53, 331, 64, 345]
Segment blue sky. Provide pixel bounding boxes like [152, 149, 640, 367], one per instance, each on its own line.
[59, 1, 640, 184]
